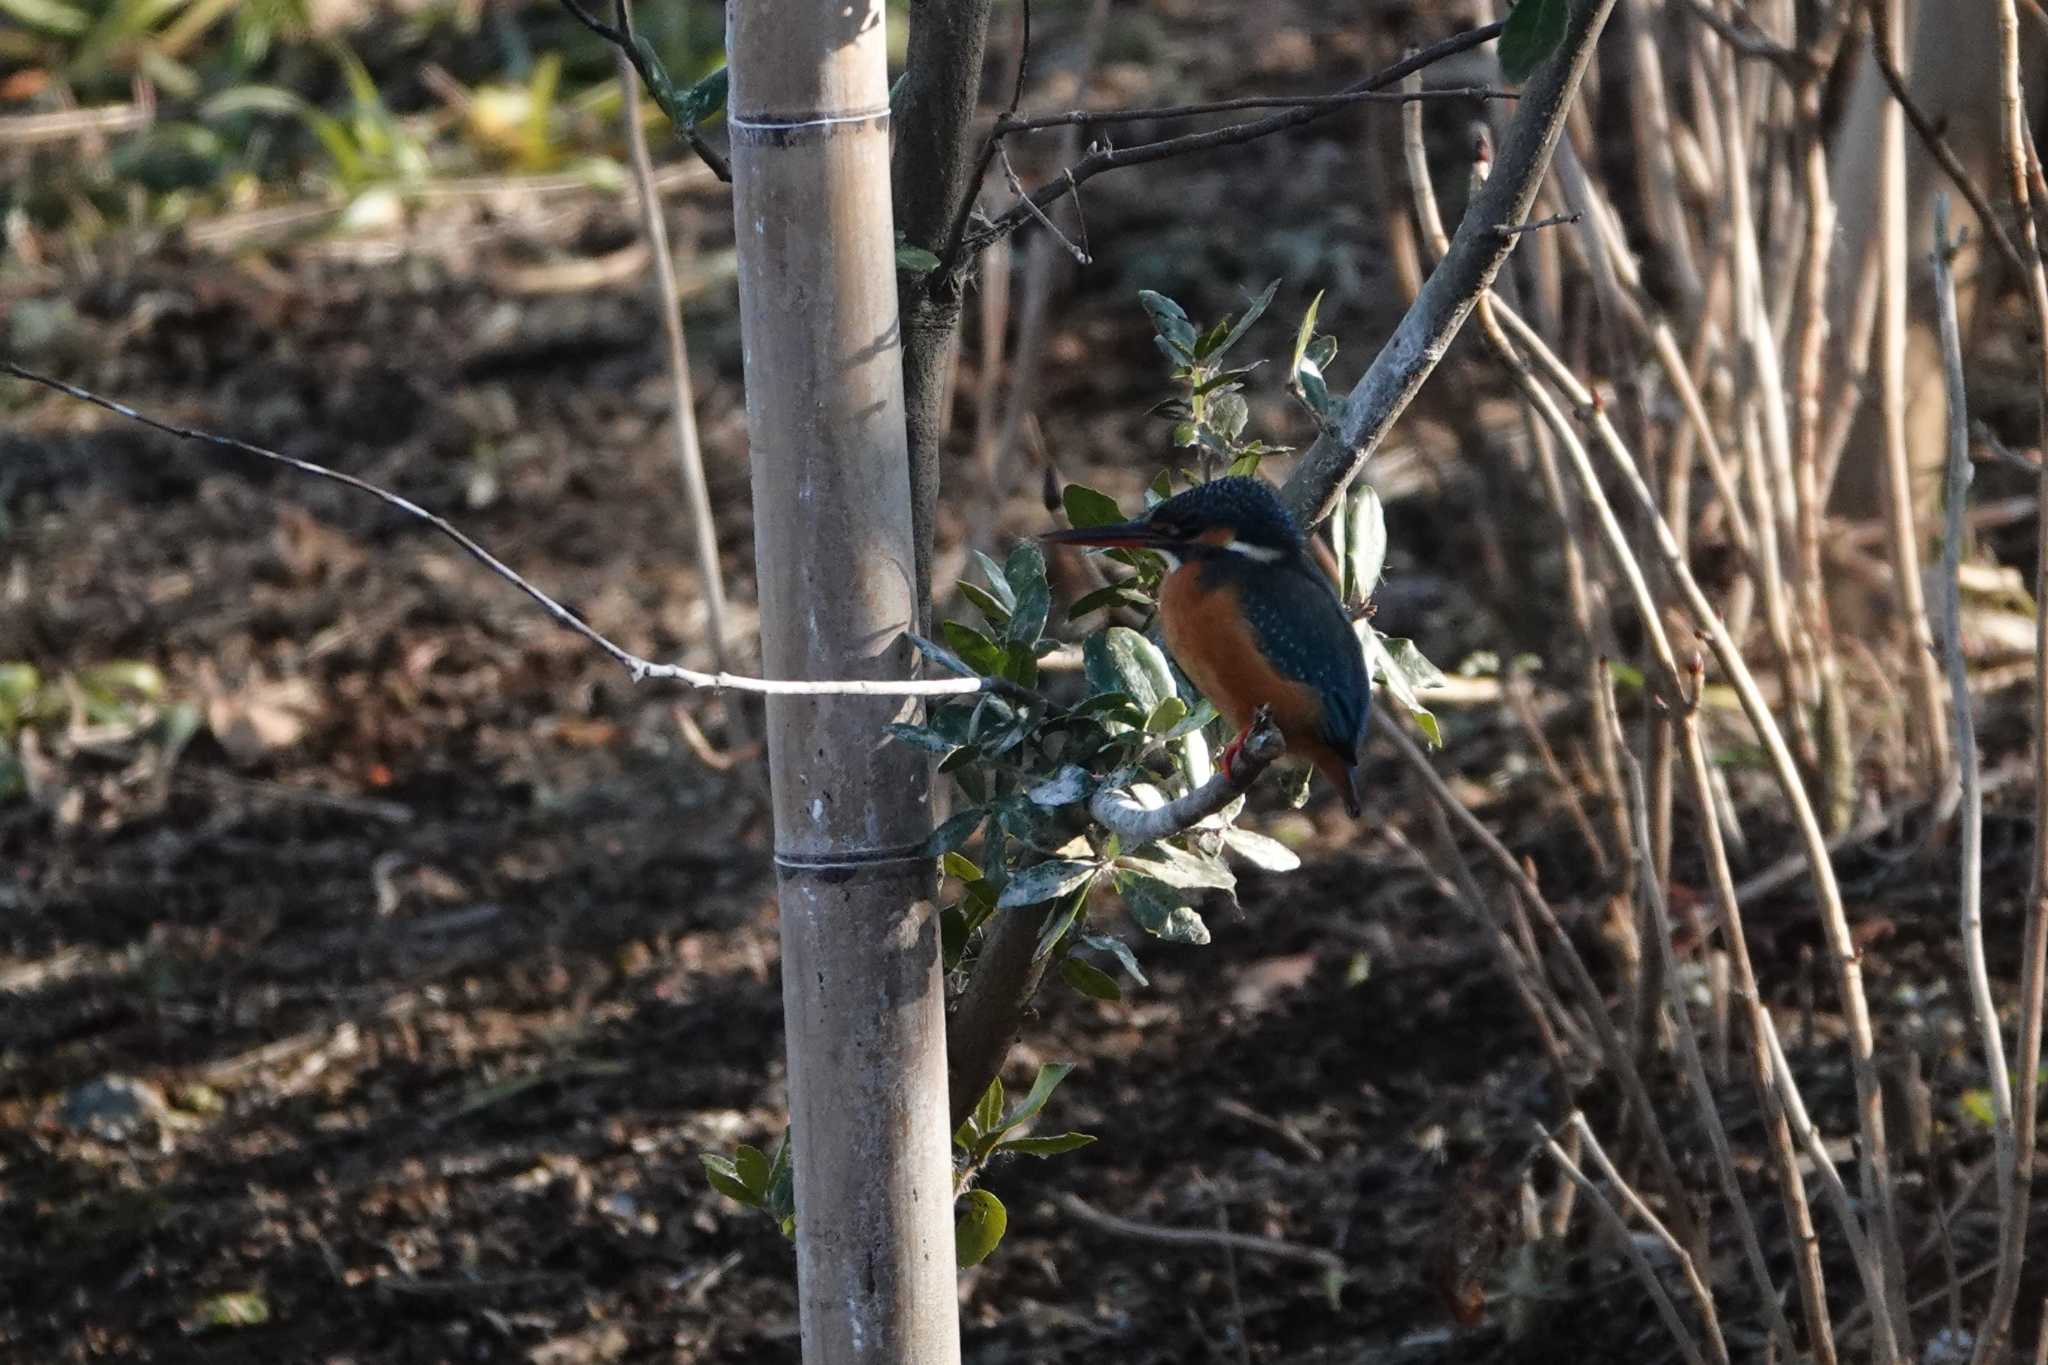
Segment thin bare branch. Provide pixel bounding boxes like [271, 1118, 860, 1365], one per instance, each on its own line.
[1865, 0, 2027, 280]
[1087, 711, 1285, 844]
[954, 20, 1508, 268]
[1978, 9, 2048, 1353]
[617, 27, 749, 748]
[1281, 0, 1622, 528]
[0, 363, 1029, 705]
[1933, 192, 2019, 1365]
[1535, 1119, 1711, 1365]
[992, 85, 1515, 134]
[1054, 1193, 1344, 1275]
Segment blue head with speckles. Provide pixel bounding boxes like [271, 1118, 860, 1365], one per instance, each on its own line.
[1142, 476, 1306, 556]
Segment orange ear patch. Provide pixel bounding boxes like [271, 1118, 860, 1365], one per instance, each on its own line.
[1194, 525, 1236, 547]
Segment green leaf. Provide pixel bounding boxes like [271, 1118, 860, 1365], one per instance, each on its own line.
[1367, 630, 1445, 749]
[1059, 956, 1123, 1001]
[1138, 290, 1198, 354]
[1214, 278, 1281, 361]
[1348, 484, 1388, 600]
[924, 807, 985, 857]
[955, 1189, 1008, 1267]
[671, 62, 729, 128]
[1210, 392, 1250, 444]
[941, 621, 1007, 676]
[1067, 583, 1151, 621]
[1083, 932, 1149, 986]
[1085, 627, 1174, 714]
[1026, 765, 1091, 808]
[762, 1136, 794, 1219]
[995, 1132, 1098, 1158]
[999, 1061, 1077, 1135]
[1144, 695, 1189, 735]
[1004, 542, 1051, 644]
[1120, 841, 1236, 892]
[1961, 1088, 1996, 1127]
[1226, 452, 1264, 478]
[1222, 827, 1303, 872]
[1120, 874, 1212, 944]
[733, 1144, 772, 1195]
[998, 859, 1098, 909]
[897, 244, 942, 274]
[1290, 291, 1324, 382]
[974, 1077, 1007, 1139]
[959, 581, 1012, 626]
[1297, 368, 1332, 422]
[1034, 882, 1090, 959]
[885, 723, 956, 754]
[1061, 482, 1128, 532]
[968, 549, 1017, 609]
[1385, 637, 1447, 690]
[943, 850, 982, 882]
[700, 1153, 757, 1205]
[1498, 0, 1569, 83]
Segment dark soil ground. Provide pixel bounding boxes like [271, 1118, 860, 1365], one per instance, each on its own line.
[6, 2, 2048, 1362]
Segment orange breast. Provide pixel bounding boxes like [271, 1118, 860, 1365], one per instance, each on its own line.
[1159, 564, 1327, 748]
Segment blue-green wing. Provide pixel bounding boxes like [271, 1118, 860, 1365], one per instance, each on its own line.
[1232, 563, 1372, 760]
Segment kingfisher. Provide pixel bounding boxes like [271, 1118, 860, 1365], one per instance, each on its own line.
[1044, 475, 1372, 818]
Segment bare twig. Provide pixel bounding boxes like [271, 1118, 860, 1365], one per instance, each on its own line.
[1496, 211, 1584, 236]
[1535, 1119, 1710, 1365]
[995, 142, 1089, 265]
[1677, 0, 1816, 75]
[1281, 0, 1622, 528]
[992, 85, 1515, 133]
[1873, 0, 1952, 781]
[1570, 1113, 1731, 1365]
[1978, 10, 2048, 1353]
[0, 364, 1030, 705]
[617, 29, 749, 747]
[0, 97, 154, 146]
[1614, 734, 1794, 1356]
[1384, 719, 1697, 1251]
[1933, 194, 2018, 1365]
[1087, 711, 1285, 844]
[1054, 1193, 1344, 1275]
[952, 21, 1508, 269]
[1865, 0, 2027, 280]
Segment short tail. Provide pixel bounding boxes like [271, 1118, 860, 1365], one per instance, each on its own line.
[1317, 754, 1363, 819]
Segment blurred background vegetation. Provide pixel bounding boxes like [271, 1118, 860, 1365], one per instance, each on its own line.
[0, 0, 747, 250]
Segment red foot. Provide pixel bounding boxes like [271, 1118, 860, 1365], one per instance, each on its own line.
[1217, 723, 1254, 774]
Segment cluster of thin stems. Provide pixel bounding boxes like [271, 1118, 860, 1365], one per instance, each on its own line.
[1380, 3, 2048, 1362]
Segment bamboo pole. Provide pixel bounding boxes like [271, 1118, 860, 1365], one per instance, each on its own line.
[726, 1, 961, 1360]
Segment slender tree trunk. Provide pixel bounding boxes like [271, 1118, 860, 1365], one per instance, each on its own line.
[893, 0, 999, 627]
[727, 2, 961, 1360]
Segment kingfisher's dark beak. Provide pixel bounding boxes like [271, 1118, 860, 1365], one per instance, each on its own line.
[1041, 520, 1171, 550]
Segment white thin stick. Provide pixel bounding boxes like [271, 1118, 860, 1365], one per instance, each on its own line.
[1, 363, 1006, 702]
[1937, 189, 2017, 1364]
